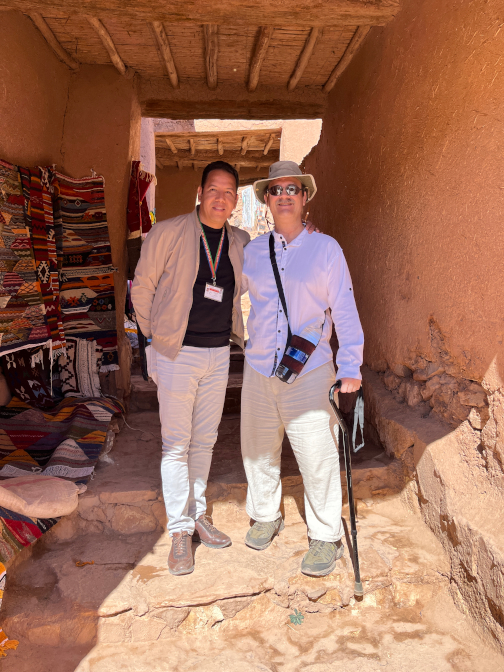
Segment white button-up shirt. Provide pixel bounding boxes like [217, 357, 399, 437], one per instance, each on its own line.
[242, 228, 364, 380]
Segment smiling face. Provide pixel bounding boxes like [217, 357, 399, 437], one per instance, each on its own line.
[197, 169, 238, 228]
[265, 176, 307, 224]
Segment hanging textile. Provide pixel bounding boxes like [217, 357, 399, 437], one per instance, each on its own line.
[0, 160, 51, 357]
[126, 161, 156, 280]
[52, 172, 119, 371]
[19, 167, 66, 358]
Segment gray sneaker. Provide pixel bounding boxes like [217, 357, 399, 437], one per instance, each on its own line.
[245, 518, 284, 550]
[301, 539, 344, 576]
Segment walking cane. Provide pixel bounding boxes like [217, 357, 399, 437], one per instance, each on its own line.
[329, 380, 364, 597]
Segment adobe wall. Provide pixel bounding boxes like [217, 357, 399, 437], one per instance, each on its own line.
[303, 0, 504, 649]
[61, 66, 142, 398]
[155, 166, 200, 221]
[0, 11, 70, 166]
[304, 0, 504, 410]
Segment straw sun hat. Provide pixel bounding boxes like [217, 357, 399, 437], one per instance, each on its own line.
[253, 161, 317, 205]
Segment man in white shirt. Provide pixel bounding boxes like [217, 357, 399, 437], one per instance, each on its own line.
[241, 161, 364, 577]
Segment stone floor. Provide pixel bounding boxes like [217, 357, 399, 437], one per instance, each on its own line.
[1, 409, 503, 671]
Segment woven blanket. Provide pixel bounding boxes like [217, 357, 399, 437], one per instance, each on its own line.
[0, 506, 57, 565]
[0, 161, 50, 357]
[19, 167, 66, 358]
[52, 173, 119, 370]
[0, 395, 123, 484]
[59, 337, 102, 398]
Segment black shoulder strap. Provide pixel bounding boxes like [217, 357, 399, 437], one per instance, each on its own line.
[269, 233, 292, 345]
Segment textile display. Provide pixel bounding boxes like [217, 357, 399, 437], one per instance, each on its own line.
[19, 167, 66, 358]
[0, 395, 123, 483]
[0, 560, 19, 656]
[2, 345, 60, 410]
[0, 160, 50, 357]
[58, 336, 102, 398]
[52, 172, 119, 371]
[126, 160, 155, 238]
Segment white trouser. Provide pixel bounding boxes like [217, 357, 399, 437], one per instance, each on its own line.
[241, 360, 343, 542]
[148, 345, 230, 535]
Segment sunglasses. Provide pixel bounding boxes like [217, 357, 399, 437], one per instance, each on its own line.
[266, 184, 305, 197]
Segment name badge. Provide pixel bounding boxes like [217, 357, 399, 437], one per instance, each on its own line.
[204, 283, 224, 302]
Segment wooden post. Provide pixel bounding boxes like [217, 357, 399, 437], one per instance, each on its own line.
[323, 26, 371, 93]
[151, 22, 179, 89]
[248, 27, 274, 92]
[86, 16, 127, 75]
[288, 27, 319, 92]
[29, 13, 80, 70]
[189, 138, 196, 155]
[217, 138, 224, 155]
[204, 24, 219, 90]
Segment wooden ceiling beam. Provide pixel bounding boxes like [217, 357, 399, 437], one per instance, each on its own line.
[29, 13, 79, 70]
[151, 21, 179, 89]
[165, 138, 178, 153]
[203, 24, 219, 91]
[156, 148, 279, 164]
[248, 26, 274, 93]
[323, 25, 371, 93]
[241, 137, 250, 155]
[287, 27, 319, 92]
[263, 134, 276, 156]
[86, 16, 126, 75]
[5, 1, 400, 27]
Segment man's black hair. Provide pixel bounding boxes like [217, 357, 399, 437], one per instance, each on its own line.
[201, 161, 239, 192]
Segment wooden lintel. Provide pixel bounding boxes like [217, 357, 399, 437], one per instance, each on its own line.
[151, 21, 179, 88]
[323, 25, 371, 93]
[189, 138, 196, 155]
[263, 134, 276, 156]
[161, 157, 275, 169]
[217, 138, 224, 155]
[248, 26, 274, 93]
[241, 137, 250, 156]
[5, 1, 400, 27]
[165, 138, 178, 153]
[29, 13, 79, 70]
[203, 24, 218, 91]
[288, 27, 319, 92]
[86, 16, 126, 75]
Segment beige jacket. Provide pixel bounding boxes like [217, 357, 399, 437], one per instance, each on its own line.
[131, 209, 250, 360]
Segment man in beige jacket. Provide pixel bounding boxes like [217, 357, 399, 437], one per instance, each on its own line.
[132, 161, 250, 576]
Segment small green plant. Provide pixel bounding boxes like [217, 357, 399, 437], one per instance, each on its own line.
[289, 608, 304, 625]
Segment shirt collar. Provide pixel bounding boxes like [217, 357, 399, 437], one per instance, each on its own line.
[272, 226, 307, 247]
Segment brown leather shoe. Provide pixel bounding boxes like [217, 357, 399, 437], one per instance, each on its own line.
[193, 515, 231, 548]
[168, 531, 194, 576]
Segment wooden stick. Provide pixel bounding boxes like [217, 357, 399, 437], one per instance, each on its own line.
[176, 160, 182, 171]
[323, 26, 371, 93]
[189, 138, 196, 155]
[288, 27, 319, 92]
[248, 26, 274, 92]
[165, 139, 178, 154]
[86, 16, 126, 75]
[30, 13, 80, 70]
[263, 134, 276, 156]
[241, 137, 250, 156]
[217, 138, 224, 155]
[204, 24, 218, 91]
[155, 159, 163, 169]
[193, 162, 197, 171]
[151, 21, 179, 89]
[235, 163, 241, 172]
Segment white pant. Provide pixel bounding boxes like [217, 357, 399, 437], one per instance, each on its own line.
[148, 345, 230, 535]
[241, 360, 343, 542]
